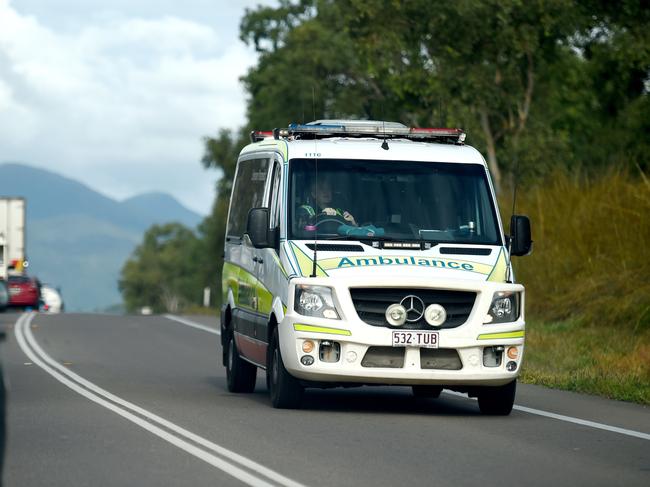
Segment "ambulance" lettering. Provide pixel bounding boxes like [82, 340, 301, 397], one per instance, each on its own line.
[337, 256, 474, 271]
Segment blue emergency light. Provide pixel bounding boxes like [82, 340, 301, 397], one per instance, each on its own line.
[250, 120, 466, 144]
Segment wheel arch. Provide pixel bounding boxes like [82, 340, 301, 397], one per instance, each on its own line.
[267, 296, 286, 347]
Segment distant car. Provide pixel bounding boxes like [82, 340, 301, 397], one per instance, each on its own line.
[7, 275, 40, 310]
[0, 280, 8, 312]
[40, 285, 64, 313]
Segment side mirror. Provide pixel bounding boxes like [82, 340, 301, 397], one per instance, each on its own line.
[510, 215, 533, 256]
[246, 208, 271, 249]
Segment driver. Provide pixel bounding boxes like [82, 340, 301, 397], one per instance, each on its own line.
[298, 179, 357, 227]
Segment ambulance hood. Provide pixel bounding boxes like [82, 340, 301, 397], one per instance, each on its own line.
[285, 241, 508, 283]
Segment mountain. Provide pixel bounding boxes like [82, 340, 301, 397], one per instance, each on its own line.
[0, 163, 203, 311]
[121, 192, 202, 228]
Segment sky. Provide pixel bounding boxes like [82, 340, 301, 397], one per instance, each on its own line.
[0, 0, 275, 215]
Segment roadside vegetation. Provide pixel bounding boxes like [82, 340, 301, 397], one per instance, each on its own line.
[507, 170, 650, 403]
[119, 1, 649, 403]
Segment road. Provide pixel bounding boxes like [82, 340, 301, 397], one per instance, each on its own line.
[0, 311, 648, 486]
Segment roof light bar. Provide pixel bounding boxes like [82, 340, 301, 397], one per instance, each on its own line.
[252, 121, 466, 144]
[249, 130, 274, 143]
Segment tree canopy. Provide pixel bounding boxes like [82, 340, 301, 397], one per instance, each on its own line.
[119, 223, 204, 313]
[121, 0, 649, 311]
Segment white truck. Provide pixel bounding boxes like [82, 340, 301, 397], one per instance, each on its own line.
[221, 120, 532, 415]
[0, 197, 27, 281]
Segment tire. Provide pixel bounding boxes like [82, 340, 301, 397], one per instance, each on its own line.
[267, 327, 303, 409]
[225, 334, 257, 393]
[477, 380, 516, 415]
[412, 385, 443, 399]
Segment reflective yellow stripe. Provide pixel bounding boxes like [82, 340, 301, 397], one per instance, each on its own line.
[487, 247, 507, 283]
[222, 261, 277, 315]
[293, 324, 352, 336]
[477, 330, 525, 340]
[290, 242, 328, 277]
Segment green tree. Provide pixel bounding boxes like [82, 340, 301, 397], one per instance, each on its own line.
[198, 0, 649, 305]
[340, 0, 589, 190]
[240, 0, 390, 129]
[119, 223, 203, 313]
[571, 0, 650, 171]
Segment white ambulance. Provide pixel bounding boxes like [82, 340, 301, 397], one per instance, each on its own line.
[221, 120, 532, 415]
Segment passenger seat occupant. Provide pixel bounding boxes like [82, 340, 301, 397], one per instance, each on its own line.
[297, 180, 357, 227]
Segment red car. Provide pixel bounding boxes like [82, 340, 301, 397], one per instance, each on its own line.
[7, 275, 40, 309]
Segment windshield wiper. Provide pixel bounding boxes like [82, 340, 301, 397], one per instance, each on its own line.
[315, 235, 363, 241]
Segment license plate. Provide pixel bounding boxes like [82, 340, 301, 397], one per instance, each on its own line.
[392, 331, 439, 348]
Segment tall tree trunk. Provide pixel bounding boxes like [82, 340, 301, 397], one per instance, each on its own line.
[479, 109, 502, 194]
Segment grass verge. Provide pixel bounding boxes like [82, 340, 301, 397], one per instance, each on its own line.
[502, 169, 650, 404]
[520, 319, 650, 405]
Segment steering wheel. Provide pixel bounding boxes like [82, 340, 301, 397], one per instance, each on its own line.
[311, 216, 348, 234]
[315, 216, 347, 227]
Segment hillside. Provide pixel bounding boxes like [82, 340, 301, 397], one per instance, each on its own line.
[121, 192, 202, 228]
[0, 163, 203, 311]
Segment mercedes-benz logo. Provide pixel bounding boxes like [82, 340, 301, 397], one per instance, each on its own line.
[399, 295, 425, 322]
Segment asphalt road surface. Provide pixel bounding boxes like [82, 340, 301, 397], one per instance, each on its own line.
[0, 311, 648, 486]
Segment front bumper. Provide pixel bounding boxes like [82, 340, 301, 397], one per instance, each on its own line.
[280, 276, 525, 387]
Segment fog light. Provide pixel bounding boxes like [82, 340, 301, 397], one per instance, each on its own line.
[506, 361, 517, 372]
[302, 340, 315, 353]
[319, 341, 341, 363]
[424, 304, 447, 327]
[385, 304, 407, 326]
[507, 346, 519, 360]
[483, 346, 503, 367]
[301, 355, 314, 366]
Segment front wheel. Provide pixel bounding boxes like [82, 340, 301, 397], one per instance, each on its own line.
[477, 380, 516, 415]
[225, 334, 257, 393]
[267, 328, 303, 409]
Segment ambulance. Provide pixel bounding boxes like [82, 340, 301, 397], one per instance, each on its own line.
[221, 120, 532, 415]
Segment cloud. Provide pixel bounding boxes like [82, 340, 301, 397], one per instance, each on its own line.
[0, 0, 261, 214]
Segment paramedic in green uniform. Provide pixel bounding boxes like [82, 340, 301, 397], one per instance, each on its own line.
[298, 180, 357, 228]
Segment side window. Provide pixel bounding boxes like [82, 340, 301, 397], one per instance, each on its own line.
[227, 158, 270, 238]
[268, 162, 282, 229]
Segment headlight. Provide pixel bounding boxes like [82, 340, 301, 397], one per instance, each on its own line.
[484, 291, 520, 324]
[294, 285, 341, 319]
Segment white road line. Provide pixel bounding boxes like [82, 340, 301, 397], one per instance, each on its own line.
[170, 314, 650, 441]
[15, 313, 306, 487]
[443, 390, 650, 441]
[164, 314, 220, 335]
[512, 405, 650, 441]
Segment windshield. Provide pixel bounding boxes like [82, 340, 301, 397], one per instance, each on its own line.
[289, 158, 501, 245]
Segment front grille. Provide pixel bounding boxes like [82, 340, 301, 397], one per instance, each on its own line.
[349, 288, 476, 330]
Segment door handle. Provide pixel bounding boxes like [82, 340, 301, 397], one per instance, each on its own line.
[253, 256, 264, 264]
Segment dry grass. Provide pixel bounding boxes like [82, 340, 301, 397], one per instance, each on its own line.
[503, 169, 650, 403]
[521, 320, 650, 404]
